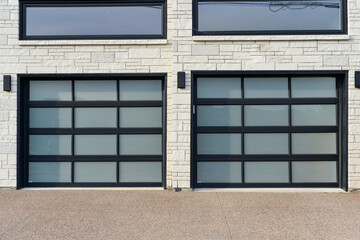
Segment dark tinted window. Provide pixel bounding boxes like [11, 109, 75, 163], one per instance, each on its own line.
[196, 0, 344, 34]
[21, 1, 165, 39]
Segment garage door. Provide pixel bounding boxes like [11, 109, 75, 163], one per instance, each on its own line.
[20, 75, 165, 188]
[192, 73, 344, 188]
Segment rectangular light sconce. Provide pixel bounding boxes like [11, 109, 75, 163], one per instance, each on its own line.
[3, 75, 11, 91]
[178, 72, 185, 89]
[356, 72, 360, 88]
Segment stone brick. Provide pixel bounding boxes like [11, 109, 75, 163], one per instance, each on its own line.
[129, 49, 160, 59]
[192, 45, 219, 56]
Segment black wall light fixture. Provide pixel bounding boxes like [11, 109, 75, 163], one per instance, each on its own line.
[355, 71, 360, 88]
[178, 72, 185, 89]
[3, 75, 11, 91]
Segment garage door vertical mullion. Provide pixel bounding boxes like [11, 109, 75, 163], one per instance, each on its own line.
[241, 77, 245, 184]
[117, 79, 120, 183]
[288, 77, 292, 184]
[71, 80, 75, 183]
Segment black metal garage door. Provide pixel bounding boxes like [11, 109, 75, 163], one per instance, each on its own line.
[19, 74, 166, 188]
[192, 72, 347, 188]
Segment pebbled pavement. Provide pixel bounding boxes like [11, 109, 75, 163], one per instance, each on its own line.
[0, 189, 359, 240]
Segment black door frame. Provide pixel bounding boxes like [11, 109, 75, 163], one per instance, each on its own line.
[191, 70, 348, 190]
[17, 73, 167, 189]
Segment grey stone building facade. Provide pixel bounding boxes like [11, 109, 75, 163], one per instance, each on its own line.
[0, 0, 359, 190]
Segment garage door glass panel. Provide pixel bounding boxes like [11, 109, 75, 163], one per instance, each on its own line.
[197, 162, 242, 183]
[291, 77, 336, 98]
[75, 135, 117, 155]
[29, 162, 71, 183]
[245, 162, 289, 183]
[197, 78, 242, 98]
[244, 133, 288, 154]
[197, 105, 242, 126]
[29, 135, 72, 155]
[292, 133, 337, 154]
[75, 80, 117, 101]
[119, 162, 162, 182]
[119, 80, 162, 100]
[30, 81, 72, 101]
[75, 108, 117, 128]
[119, 134, 162, 155]
[244, 105, 288, 126]
[292, 161, 337, 183]
[197, 133, 242, 155]
[74, 162, 117, 183]
[292, 105, 336, 126]
[30, 108, 72, 128]
[119, 107, 162, 128]
[244, 78, 288, 98]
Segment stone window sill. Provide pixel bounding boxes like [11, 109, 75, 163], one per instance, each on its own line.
[192, 35, 350, 41]
[18, 39, 168, 46]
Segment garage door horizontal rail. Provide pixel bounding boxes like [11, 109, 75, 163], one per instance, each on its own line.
[196, 126, 338, 133]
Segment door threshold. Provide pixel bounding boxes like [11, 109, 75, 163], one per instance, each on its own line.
[194, 188, 345, 193]
[22, 187, 164, 191]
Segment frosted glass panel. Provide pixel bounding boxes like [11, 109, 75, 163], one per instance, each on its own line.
[197, 162, 242, 183]
[292, 161, 337, 183]
[292, 105, 336, 126]
[197, 105, 241, 126]
[74, 162, 116, 182]
[75, 108, 117, 128]
[292, 133, 337, 154]
[119, 80, 162, 100]
[245, 162, 289, 183]
[244, 78, 288, 98]
[197, 78, 241, 98]
[29, 135, 71, 155]
[75, 80, 117, 101]
[30, 81, 72, 101]
[119, 107, 162, 128]
[197, 134, 242, 155]
[75, 135, 116, 155]
[29, 162, 71, 183]
[119, 134, 162, 155]
[244, 105, 288, 126]
[244, 133, 288, 154]
[119, 162, 162, 182]
[291, 77, 336, 98]
[30, 108, 72, 128]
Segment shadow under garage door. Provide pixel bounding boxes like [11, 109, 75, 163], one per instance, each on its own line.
[191, 71, 348, 189]
[17, 74, 167, 188]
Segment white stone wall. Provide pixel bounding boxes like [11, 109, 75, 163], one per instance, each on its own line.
[1, 0, 360, 189]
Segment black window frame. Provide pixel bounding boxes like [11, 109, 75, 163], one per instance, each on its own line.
[17, 73, 167, 189]
[192, 0, 347, 36]
[191, 71, 348, 190]
[19, 0, 167, 40]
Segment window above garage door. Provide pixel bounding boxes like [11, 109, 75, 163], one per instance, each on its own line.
[191, 71, 348, 189]
[18, 74, 166, 188]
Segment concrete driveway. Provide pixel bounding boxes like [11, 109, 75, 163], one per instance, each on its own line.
[0, 189, 359, 240]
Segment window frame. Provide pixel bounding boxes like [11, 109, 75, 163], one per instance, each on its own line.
[17, 73, 167, 189]
[190, 71, 348, 190]
[19, 0, 167, 40]
[192, 0, 347, 36]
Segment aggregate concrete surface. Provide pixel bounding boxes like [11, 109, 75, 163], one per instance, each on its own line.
[0, 189, 359, 240]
